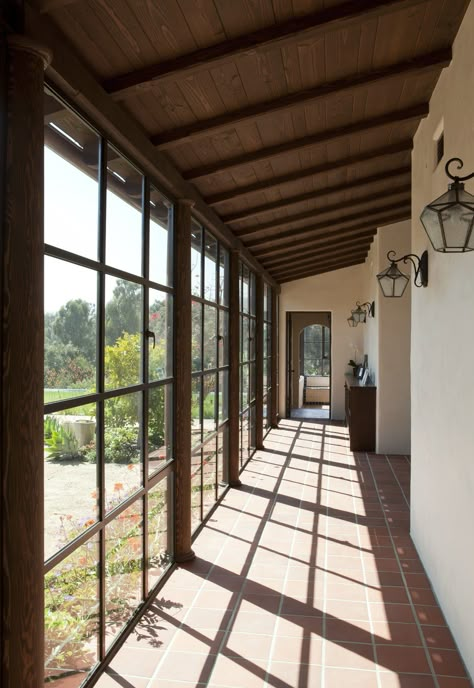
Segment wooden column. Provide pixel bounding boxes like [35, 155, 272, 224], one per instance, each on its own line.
[270, 289, 279, 428]
[228, 249, 241, 487]
[255, 275, 264, 449]
[173, 199, 195, 562]
[1, 36, 51, 688]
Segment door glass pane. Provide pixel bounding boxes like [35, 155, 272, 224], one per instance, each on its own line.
[219, 247, 229, 306]
[204, 233, 217, 302]
[149, 289, 173, 381]
[150, 186, 173, 287]
[148, 384, 173, 476]
[191, 224, 202, 297]
[191, 448, 202, 532]
[204, 305, 217, 370]
[203, 373, 217, 441]
[105, 277, 142, 390]
[219, 370, 229, 424]
[106, 146, 143, 276]
[192, 300, 202, 373]
[45, 258, 97, 400]
[203, 439, 217, 517]
[191, 377, 202, 448]
[219, 310, 229, 367]
[148, 475, 172, 589]
[217, 427, 229, 493]
[104, 392, 142, 512]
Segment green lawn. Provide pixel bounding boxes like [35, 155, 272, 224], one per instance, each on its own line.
[44, 388, 88, 404]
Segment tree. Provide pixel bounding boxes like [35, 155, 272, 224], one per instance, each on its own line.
[106, 280, 141, 345]
[53, 299, 96, 363]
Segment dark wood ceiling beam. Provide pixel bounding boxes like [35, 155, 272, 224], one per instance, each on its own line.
[263, 234, 375, 269]
[253, 209, 410, 259]
[223, 166, 411, 225]
[272, 244, 373, 277]
[247, 198, 411, 249]
[183, 104, 428, 180]
[260, 229, 376, 265]
[207, 140, 412, 207]
[273, 251, 367, 282]
[236, 183, 411, 237]
[103, 0, 428, 98]
[153, 49, 450, 151]
[31, 0, 79, 12]
[279, 258, 367, 283]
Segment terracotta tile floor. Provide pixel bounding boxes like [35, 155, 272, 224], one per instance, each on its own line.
[96, 420, 472, 688]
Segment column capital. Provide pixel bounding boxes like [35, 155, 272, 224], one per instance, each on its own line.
[7, 35, 52, 69]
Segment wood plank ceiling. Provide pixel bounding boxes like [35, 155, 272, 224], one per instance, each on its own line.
[35, 0, 469, 283]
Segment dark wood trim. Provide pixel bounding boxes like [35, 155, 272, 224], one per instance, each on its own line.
[279, 258, 367, 283]
[153, 49, 450, 150]
[35, 0, 79, 12]
[255, 275, 264, 450]
[270, 290, 278, 429]
[263, 233, 375, 269]
[103, 0, 428, 97]
[228, 250, 241, 487]
[223, 166, 411, 225]
[173, 199, 195, 563]
[269, 242, 374, 277]
[2, 35, 49, 688]
[183, 104, 428, 180]
[236, 184, 411, 238]
[273, 249, 370, 280]
[248, 200, 411, 250]
[206, 141, 413, 207]
[255, 210, 410, 259]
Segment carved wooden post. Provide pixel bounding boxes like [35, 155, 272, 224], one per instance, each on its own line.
[1, 36, 51, 688]
[228, 249, 241, 487]
[173, 199, 195, 562]
[271, 289, 279, 428]
[255, 275, 264, 449]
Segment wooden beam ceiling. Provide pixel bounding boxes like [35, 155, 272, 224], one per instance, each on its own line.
[247, 199, 411, 249]
[260, 230, 376, 267]
[182, 104, 428, 181]
[253, 209, 410, 259]
[103, 0, 428, 98]
[263, 235, 375, 269]
[236, 184, 411, 238]
[222, 166, 411, 225]
[277, 255, 368, 283]
[270, 243, 373, 277]
[206, 141, 413, 207]
[152, 49, 450, 151]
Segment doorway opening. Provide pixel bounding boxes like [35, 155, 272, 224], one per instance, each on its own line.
[286, 312, 331, 421]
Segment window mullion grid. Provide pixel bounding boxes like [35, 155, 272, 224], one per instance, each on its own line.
[142, 176, 150, 598]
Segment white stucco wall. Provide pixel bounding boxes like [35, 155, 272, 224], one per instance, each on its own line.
[411, 2, 474, 678]
[279, 263, 366, 420]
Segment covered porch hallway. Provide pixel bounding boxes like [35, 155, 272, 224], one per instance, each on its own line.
[97, 421, 469, 688]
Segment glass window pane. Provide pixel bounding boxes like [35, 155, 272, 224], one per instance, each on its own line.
[104, 392, 142, 512]
[105, 277, 142, 390]
[45, 258, 97, 401]
[242, 265, 249, 313]
[219, 247, 229, 306]
[192, 300, 202, 373]
[148, 384, 173, 476]
[44, 92, 99, 261]
[150, 186, 173, 287]
[219, 310, 229, 367]
[203, 439, 217, 517]
[149, 289, 173, 381]
[219, 370, 229, 424]
[249, 318, 256, 361]
[217, 427, 229, 493]
[105, 500, 143, 647]
[106, 146, 143, 276]
[203, 373, 217, 441]
[204, 232, 217, 302]
[241, 365, 249, 412]
[250, 361, 256, 402]
[241, 317, 249, 363]
[191, 224, 202, 297]
[148, 475, 172, 589]
[249, 272, 256, 316]
[204, 305, 217, 370]
[44, 534, 99, 686]
[191, 449, 202, 532]
[44, 402, 97, 561]
[191, 377, 202, 448]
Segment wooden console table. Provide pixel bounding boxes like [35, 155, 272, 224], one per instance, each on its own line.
[344, 374, 376, 451]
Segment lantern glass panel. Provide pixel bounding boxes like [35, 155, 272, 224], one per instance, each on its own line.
[420, 185, 474, 252]
[377, 265, 409, 298]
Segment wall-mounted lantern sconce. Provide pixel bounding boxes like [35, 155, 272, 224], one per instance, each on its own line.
[351, 301, 375, 324]
[377, 251, 429, 298]
[420, 157, 474, 252]
[347, 314, 358, 327]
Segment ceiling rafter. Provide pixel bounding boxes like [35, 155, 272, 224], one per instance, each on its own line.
[182, 104, 428, 180]
[260, 229, 376, 266]
[222, 166, 411, 225]
[247, 198, 411, 249]
[103, 0, 428, 98]
[270, 244, 373, 277]
[277, 255, 368, 282]
[235, 184, 411, 238]
[253, 209, 410, 259]
[152, 49, 450, 151]
[263, 235, 375, 269]
[206, 140, 412, 207]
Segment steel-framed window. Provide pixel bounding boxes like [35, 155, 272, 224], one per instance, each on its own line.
[43, 87, 174, 686]
[190, 221, 230, 532]
[263, 283, 273, 433]
[302, 325, 331, 376]
[239, 262, 257, 468]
